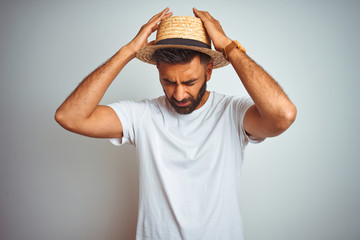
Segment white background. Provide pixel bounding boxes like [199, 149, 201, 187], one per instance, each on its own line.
[1, 0, 359, 239]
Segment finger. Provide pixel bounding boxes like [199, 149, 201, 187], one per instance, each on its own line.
[148, 7, 170, 24]
[140, 8, 170, 36]
[162, 12, 173, 20]
[193, 8, 214, 21]
[193, 8, 206, 18]
[149, 11, 172, 33]
[193, 7, 201, 18]
[150, 8, 168, 21]
[151, 23, 160, 32]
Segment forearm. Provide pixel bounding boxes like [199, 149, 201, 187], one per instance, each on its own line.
[228, 48, 296, 131]
[229, 50, 294, 115]
[55, 45, 135, 124]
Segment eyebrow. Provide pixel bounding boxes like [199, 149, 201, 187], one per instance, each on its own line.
[162, 78, 199, 84]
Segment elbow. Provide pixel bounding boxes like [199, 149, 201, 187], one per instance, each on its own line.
[275, 104, 297, 133]
[54, 109, 67, 128]
[54, 108, 76, 131]
[54, 108, 61, 123]
[287, 104, 297, 125]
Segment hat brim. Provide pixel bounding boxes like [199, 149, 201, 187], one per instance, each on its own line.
[136, 45, 230, 69]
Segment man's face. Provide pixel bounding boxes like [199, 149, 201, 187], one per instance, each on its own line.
[157, 55, 213, 114]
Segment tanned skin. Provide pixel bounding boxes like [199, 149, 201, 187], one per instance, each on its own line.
[55, 7, 296, 140]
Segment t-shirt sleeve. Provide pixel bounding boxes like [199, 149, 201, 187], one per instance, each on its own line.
[107, 100, 147, 146]
[232, 97, 265, 145]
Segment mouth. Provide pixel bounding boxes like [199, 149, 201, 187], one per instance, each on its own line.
[174, 100, 190, 107]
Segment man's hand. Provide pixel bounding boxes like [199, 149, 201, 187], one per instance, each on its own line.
[193, 8, 232, 52]
[127, 8, 173, 56]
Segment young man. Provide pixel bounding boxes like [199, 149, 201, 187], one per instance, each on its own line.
[55, 7, 296, 240]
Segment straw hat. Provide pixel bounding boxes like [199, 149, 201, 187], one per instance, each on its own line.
[136, 16, 230, 68]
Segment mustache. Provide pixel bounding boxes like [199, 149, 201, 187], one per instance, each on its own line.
[171, 98, 192, 104]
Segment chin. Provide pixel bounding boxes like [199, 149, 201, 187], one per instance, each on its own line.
[172, 105, 195, 115]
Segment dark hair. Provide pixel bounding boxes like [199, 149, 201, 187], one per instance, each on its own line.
[151, 48, 211, 66]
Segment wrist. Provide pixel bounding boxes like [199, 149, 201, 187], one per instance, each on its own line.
[214, 37, 232, 53]
[222, 40, 246, 60]
[121, 44, 138, 59]
[221, 38, 233, 50]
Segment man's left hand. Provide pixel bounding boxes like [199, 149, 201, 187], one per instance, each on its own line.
[193, 8, 232, 52]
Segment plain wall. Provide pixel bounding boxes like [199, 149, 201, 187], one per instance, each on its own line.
[1, 0, 359, 239]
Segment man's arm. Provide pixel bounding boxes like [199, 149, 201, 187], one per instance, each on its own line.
[55, 8, 172, 138]
[193, 8, 297, 139]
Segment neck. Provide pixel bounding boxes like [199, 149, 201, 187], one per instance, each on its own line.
[195, 91, 210, 110]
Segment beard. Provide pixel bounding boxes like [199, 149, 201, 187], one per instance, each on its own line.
[165, 74, 207, 115]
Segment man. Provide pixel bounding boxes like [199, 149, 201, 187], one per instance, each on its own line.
[55, 7, 296, 240]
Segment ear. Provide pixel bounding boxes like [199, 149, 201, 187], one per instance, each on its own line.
[205, 61, 214, 82]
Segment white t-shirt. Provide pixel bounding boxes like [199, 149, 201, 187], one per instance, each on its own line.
[108, 91, 262, 240]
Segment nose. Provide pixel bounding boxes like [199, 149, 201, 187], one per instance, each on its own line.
[173, 84, 186, 102]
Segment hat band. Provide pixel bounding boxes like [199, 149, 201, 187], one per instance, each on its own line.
[155, 38, 211, 49]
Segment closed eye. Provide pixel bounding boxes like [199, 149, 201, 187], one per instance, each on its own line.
[161, 78, 198, 86]
[183, 79, 198, 86]
[162, 79, 175, 85]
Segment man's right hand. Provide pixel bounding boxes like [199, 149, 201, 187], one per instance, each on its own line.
[127, 8, 173, 57]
